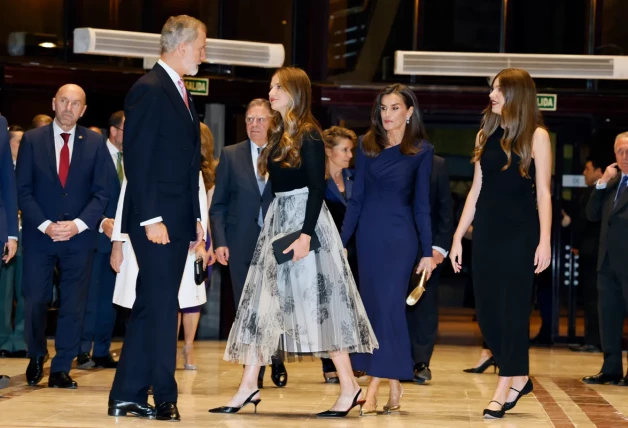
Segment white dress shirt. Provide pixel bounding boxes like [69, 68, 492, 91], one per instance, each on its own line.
[250, 140, 268, 182]
[98, 140, 122, 234]
[38, 121, 88, 235]
[140, 59, 197, 228]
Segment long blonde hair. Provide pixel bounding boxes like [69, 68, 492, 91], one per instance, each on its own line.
[200, 122, 218, 189]
[472, 68, 545, 177]
[258, 67, 322, 175]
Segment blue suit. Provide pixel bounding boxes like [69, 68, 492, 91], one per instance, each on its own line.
[0, 115, 18, 245]
[79, 146, 121, 358]
[16, 123, 110, 373]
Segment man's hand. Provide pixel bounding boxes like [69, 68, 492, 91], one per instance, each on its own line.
[145, 222, 169, 245]
[101, 218, 114, 239]
[432, 249, 445, 265]
[3, 240, 17, 263]
[600, 162, 618, 185]
[110, 241, 124, 273]
[46, 221, 78, 242]
[216, 246, 229, 265]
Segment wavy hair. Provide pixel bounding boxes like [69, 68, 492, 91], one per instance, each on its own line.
[472, 68, 544, 178]
[199, 122, 218, 189]
[362, 83, 427, 158]
[258, 67, 322, 175]
[322, 126, 357, 179]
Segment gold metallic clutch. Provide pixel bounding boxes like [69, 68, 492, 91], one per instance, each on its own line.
[406, 270, 428, 306]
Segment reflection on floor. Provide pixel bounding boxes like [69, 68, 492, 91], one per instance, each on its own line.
[1, 312, 627, 427]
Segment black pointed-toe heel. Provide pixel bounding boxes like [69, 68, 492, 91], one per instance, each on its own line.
[503, 378, 533, 411]
[317, 389, 364, 418]
[483, 400, 505, 419]
[463, 357, 497, 374]
[208, 390, 262, 414]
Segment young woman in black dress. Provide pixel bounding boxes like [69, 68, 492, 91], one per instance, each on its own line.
[450, 68, 552, 419]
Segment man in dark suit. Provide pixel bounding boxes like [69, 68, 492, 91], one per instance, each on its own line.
[210, 98, 287, 389]
[16, 84, 110, 389]
[582, 132, 628, 385]
[406, 155, 453, 384]
[570, 157, 603, 353]
[77, 111, 123, 370]
[0, 114, 18, 388]
[108, 15, 208, 422]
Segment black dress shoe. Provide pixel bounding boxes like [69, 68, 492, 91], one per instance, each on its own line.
[108, 399, 156, 419]
[209, 390, 262, 414]
[0, 375, 9, 389]
[0, 349, 10, 358]
[155, 402, 180, 421]
[93, 355, 118, 369]
[76, 352, 95, 370]
[618, 375, 628, 387]
[463, 357, 498, 374]
[503, 378, 533, 411]
[413, 362, 432, 384]
[582, 373, 622, 385]
[48, 371, 78, 389]
[11, 350, 28, 359]
[569, 344, 602, 353]
[26, 356, 46, 386]
[270, 362, 288, 387]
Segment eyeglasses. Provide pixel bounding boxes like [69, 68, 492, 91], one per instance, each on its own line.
[113, 126, 124, 131]
[245, 116, 269, 125]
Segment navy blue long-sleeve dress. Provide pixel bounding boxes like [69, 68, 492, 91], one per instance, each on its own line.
[341, 140, 433, 380]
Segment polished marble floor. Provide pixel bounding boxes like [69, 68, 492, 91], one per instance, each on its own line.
[1, 314, 628, 427]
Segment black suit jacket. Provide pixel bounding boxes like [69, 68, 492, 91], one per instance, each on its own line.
[209, 139, 273, 267]
[572, 186, 600, 258]
[422, 155, 454, 258]
[0, 115, 18, 244]
[16, 124, 109, 251]
[121, 63, 201, 240]
[95, 150, 121, 254]
[586, 174, 628, 273]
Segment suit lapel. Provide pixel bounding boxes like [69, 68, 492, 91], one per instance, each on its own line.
[44, 124, 63, 188]
[66, 127, 84, 187]
[241, 141, 261, 194]
[327, 178, 345, 206]
[612, 175, 628, 214]
[154, 63, 195, 128]
[344, 169, 354, 203]
[604, 176, 620, 218]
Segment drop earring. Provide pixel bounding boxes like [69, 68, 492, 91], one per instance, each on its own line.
[406, 116, 410, 124]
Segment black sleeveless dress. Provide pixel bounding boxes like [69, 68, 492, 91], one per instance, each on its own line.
[472, 127, 539, 377]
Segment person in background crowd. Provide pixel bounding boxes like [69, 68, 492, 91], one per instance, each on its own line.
[406, 154, 454, 385]
[582, 133, 628, 386]
[177, 122, 217, 370]
[0, 114, 18, 389]
[30, 114, 53, 129]
[450, 68, 552, 419]
[88, 126, 103, 135]
[0, 124, 25, 359]
[16, 84, 110, 389]
[209, 98, 286, 389]
[570, 157, 604, 353]
[77, 111, 124, 370]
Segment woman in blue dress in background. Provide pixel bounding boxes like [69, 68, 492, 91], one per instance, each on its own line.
[341, 84, 436, 415]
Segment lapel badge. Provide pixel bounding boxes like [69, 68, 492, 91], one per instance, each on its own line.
[78, 135, 83, 139]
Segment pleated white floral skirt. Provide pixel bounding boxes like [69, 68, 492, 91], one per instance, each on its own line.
[224, 187, 378, 365]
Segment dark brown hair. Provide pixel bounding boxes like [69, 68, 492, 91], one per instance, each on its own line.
[258, 67, 322, 175]
[472, 68, 544, 178]
[362, 83, 427, 158]
[200, 122, 218, 189]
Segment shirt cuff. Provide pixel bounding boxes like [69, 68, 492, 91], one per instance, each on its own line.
[98, 218, 109, 234]
[433, 246, 448, 257]
[596, 179, 607, 189]
[38, 220, 52, 234]
[73, 219, 89, 234]
[140, 216, 163, 227]
[7, 236, 17, 241]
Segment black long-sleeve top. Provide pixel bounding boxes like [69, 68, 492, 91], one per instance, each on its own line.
[267, 131, 325, 236]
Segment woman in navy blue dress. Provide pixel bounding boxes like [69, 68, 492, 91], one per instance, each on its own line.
[341, 84, 436, 415]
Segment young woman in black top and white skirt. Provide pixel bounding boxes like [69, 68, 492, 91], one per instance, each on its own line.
[209, 67, 378, 418]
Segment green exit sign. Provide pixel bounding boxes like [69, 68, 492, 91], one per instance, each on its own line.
[184, 77, 209, 96]
[537, 93, 557, 111]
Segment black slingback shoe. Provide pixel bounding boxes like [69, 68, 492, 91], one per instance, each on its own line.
[463, 357, 497, 374]
[208, 390, 261, 414]
[483, 400, 505, 419]
[317, 389, 364, 418]
[503, 378, 533, 411]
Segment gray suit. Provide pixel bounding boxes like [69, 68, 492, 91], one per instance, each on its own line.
[586, 173, 628, 375]
[210, 140, 274, 304]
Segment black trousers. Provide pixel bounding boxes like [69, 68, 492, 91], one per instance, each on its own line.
[579, 254, 601, 346]
[406, 265, 442, 366]
[598, 257, 628, 376]
[22, 246, 93, 373]
[109, 222, 188, 404]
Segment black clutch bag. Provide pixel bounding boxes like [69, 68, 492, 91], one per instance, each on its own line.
[194, 257, 208, 285]
[272, 230, 321, 265]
